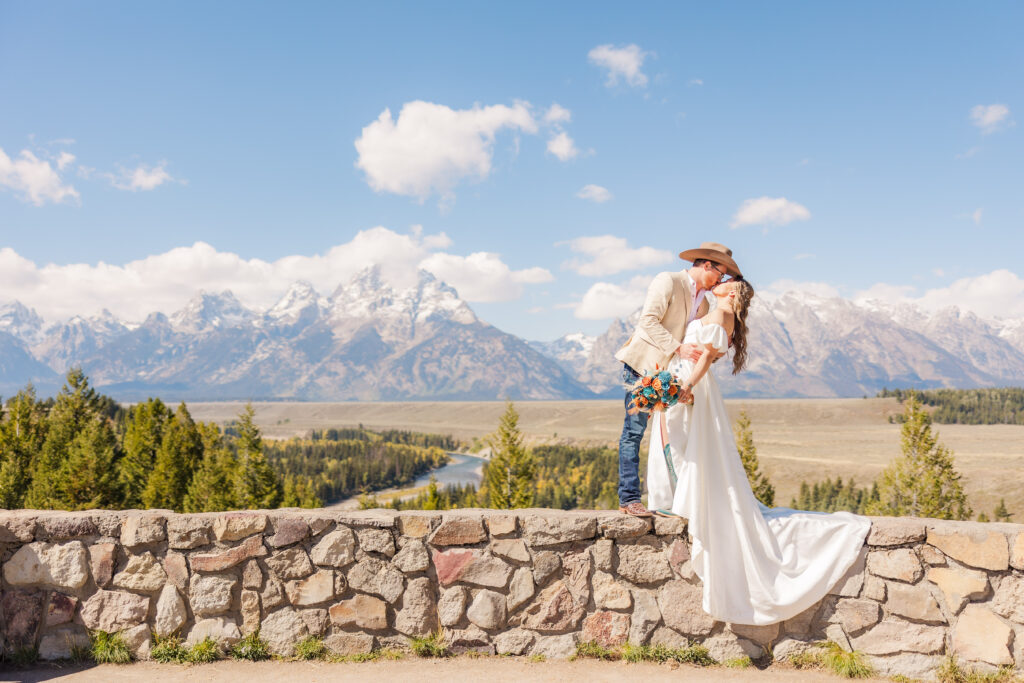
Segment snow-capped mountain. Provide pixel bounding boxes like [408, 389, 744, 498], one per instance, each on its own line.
[529, 333, 596, 370]
[554, 293, 1024, 398]
[0, 268, 594, 401]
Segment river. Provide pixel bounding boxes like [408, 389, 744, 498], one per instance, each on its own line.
[327, 451, 486, 510]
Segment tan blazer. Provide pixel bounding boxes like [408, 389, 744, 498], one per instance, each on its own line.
[614, 270, 709, 375]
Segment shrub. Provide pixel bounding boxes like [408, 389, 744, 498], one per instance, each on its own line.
[230, 630, 271, 661]
[90, 630, 132, 664]
[186, 637, 221, 663]
[151, 634, 188, 663]
[574, 641, 618, 661]
[294, 636, 327, 661]
[788, 641, 872, 679]
[410, 630, 450, 658]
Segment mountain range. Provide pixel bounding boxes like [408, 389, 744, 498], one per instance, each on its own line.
[1, 270, 1023, 401]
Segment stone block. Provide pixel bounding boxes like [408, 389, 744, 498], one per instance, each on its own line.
[79, 589, 149, 632]
[864, 653, 943, 680]
[260, 607, 308, 656]
[831, 598, 881, 635]
[429, 516, 486, 546]
[189, 573, 237, 616]
[212, 512, 267, 541]
[285, 569, 336, 606]
[729, 621, 781, 646]
[267, 518, 309, 548]
[307, 516, 334, 536]
[782, 602, 819, 638]
[242, 559, 263, 589]
[704, 632, 762, 661]
[851, 619, 945, 655]
[866, 548, 922, 583]
[490, 538, 530, 562]
[261, 576, 285, 612]
[395, 576, 438, 636]
[347, 557, 405, 603]
[927, 566, 989, 614]
[532, 550, 561, 585]
[507, 566, 535, 612]
[991, 574, 1024, 624]
[582, 611, 630, 648]
[522, 514, 596, 546]
[629, 589, 661, 645]
[828, 546, 866, 597]
[357, 527, 396, 556]
[521, 580, 585, 632]
[300, 608, 329, 636]
[122, 623, 151, 659]
[617, 541, 673, 584]
[164, 551, 188, 590]
[46, 592, 77, 626]
[449, 624, 493, 654]
[657, 580, 715, 636]
[112, 551, 168, 592]
[167, 516, 212, 549]
[88, 542, 116, 587]
[393, 538, 430, 572]
[666, 538, 691, 578]
[866, 517, 926, 546]
[862, 576, 886, 602]
[486, 514, 517, 537]
[154, 585, 186, 636]
[529, 633, 578, 659]
[330, 594, 388, 630]
[953, 605, 1013, 666]
[265, 546, 314, 580]
[38, 625, 90, 660]
[598, 514, 651, 539]
[593, 571, 631, 609]
[467, 589, 507, 630]
[654, 515, 686, 536]
[3, 541, 89, 590]
[120, 513, 166, 547]
[918, 544, 946, 565]
[825, 623, 852, 652]
[240, 589, 261, 635]
[1011, 533, 1024, 571]
[590, 539, 613, 572]
[650, 626, 688, 649]
[1, 589, 45, 648]
[40, 514, 97, 540]
[325, 633, 375, 655]
[886, 582, 945, 624]
[927, 527, 1009, 571]
[187, 616, 242, 649]
[309, 527, 355, 567]
[0, 515, 36, 542]
[397, 513, 438, 538]
[494, 628, 534, 655]
[432, 548, 512, 588]
[773, 637, 815, 662]
[562, 546, 591, 606]
[439, 585, 468, 626]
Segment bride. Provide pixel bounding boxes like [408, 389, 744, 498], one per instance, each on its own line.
[646, 278, 871, 626]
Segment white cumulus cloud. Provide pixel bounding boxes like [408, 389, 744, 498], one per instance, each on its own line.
[111, 162, 177, 191]
[576, 184, 612, 203]
[0, 227, 552, 321]
[588, 44, 649, 88]
[730, 196, 811, 229]
[0, 147, 80, 206]
[546, 131, 578, 161]
[544, 104, 572, 124]
[970, 104, 1012, 134]
[574, 275, 653, 320]
[562, 235, 673, 277]
[354, 100, 538, 203]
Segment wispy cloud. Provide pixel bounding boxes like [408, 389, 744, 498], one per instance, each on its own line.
[730, 196, 811, 229]
[687, 78, 703, 86]
[546, 131, 578, 161]
[576, 184, 612, 203]
[0, 147, 80, 206]
[110, 162, 179, 191]
[588, 44, 650, 88]
[544, 104, 572, 124]
[972, 208, 983, 225]
[970, 104, 1012, 134]
[561, 235, 672, 277]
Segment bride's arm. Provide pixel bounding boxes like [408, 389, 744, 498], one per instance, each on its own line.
[681, 345, 717, 398]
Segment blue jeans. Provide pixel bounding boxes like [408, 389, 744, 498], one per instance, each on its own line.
[618, 364, 650, 505]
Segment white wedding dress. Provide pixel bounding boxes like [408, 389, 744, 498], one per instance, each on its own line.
[646, 318, 871, 625]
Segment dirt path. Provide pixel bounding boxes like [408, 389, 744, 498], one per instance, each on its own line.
[1, 659, 888, 683]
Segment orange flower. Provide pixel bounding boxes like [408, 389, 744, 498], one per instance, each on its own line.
[668, 385, 678, 395]
[641, 376, 653, 387]
[652, 379, 663, 391]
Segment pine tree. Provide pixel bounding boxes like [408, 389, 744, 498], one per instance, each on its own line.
[485, 401, 535, 509]
[977, 512, 990, 522]
[142, 403, 203, 512]
[60, 417, 120, 510]
[234, 403, 282, 509]
[866, 392, 972, 520]
[0, 387, 48, 508]
[118, 398, 170, 507]
[423, 475, 442, 510]
[25, 369, 104, 509]
[183, 422, 240, 513]
[994, 499, 1013, 522]
[281, 474, 323, 509]
[733, 411, 775, 507]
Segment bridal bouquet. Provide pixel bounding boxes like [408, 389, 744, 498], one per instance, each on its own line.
[627, 367, 687, 414]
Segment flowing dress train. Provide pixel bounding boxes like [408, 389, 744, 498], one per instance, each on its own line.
[646, 319, 871, 625]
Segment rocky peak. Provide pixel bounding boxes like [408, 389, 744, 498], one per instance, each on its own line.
[265, 281, 327, 327]
[170, 290, 255, 333]
[0, 300, 45, 344]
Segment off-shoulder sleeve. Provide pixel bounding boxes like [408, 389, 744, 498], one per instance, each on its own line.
[696, 323, 729, 354]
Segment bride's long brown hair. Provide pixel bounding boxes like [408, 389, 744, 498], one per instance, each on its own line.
[730, 279, 755, 375]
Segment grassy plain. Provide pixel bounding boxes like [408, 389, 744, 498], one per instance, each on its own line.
[188, 398, 1024, 519]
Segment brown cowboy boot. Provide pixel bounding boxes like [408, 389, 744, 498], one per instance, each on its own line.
[619, 501, 653, 518]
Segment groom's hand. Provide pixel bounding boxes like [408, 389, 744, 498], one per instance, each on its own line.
[675, 343, 703, 361]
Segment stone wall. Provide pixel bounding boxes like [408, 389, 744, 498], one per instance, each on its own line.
[2, 508, 1023, 678]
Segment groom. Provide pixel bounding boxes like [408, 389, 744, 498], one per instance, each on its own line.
[614, 242, 743, 517]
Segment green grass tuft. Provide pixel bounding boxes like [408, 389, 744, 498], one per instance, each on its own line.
[230, 630, 271, 661]
[151, 634, 188, 663]
[786, 641, 872, 679]
[725, 656, 752, 669]
[410, 630, 450, 658]
[90, 630, 132, 664]
[527, 653, 546, 663]
[186, 637, 221, 663]
[936, 656, 1020, 683]
[8, 646, 40, 666]
[294, 636, 327, 661]
[575, 641, 716, 666]
[574, 640, 619, 661]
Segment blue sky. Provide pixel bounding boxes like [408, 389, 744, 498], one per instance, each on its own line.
[1, 1, 1021, 339]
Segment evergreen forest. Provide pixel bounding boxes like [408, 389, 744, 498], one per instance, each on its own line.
[878, 387, 1024, 425]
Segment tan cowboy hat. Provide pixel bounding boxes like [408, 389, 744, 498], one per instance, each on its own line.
[679, 241, 743, 278]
